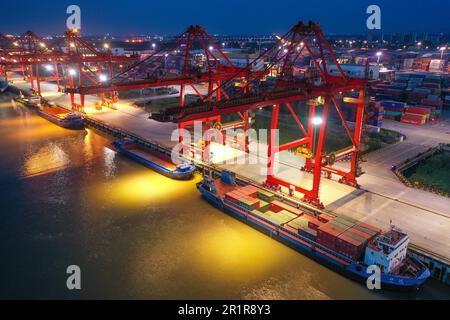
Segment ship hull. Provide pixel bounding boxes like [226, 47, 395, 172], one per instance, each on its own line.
[198, 183, 430, 291]
[0, 81, 8, 93]
[113, 141, 195, 180]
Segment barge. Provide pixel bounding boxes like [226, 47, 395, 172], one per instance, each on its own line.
[37, 106, 85, 129]
[14, 92, 84, 129]
[112, 138, 195, 180]
[197, 170, 431, 291]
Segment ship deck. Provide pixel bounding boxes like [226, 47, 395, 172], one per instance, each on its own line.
[130, 146, 177, 171]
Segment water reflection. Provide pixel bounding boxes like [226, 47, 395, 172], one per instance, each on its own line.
[1, 93, 448, 300]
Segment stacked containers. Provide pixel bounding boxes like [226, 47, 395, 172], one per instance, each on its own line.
[381, 101, 405, 121]
[316, 223, 347, 250]
[422, 98, 443, 121]
[269, 200, 302, 216]
[401, 106, 430, 125]
[257, 189, 275, 203]
[317, 215, 382, 259]
[308, 217, 323, 231]
[287, 215, 310, 233]
[299, 227, 317, 241]
[239, 196, 259, 211]
[335, 230, 367, 260]
[366, 101, 384, 127]
[354, 222, 382, 238]
[268, 209, 297, 226]
[318, 213, 334, 223]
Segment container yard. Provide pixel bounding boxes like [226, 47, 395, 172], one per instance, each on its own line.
[1, 0, 450, 306]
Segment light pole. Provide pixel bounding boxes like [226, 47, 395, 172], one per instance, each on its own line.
[440, 47, 446, 60]
[312, 116, 323, 155]
[376, 51, 382, 64]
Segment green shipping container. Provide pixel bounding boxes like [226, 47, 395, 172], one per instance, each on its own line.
[258, 200, 270, 213]
[288, 217, 309, 229]
[337, 215, 359, 224]
[342, 230, 366, 244]
[354, 225, 378, 237]
[257, 190, 275, 202]
[330, 218, 354, 229]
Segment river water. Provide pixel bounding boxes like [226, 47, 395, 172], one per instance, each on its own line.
[0, 92, 448, 299]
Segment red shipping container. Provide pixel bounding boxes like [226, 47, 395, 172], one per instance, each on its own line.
[405, 107, 430, 115]
[225, 192, 240, 203]
[400, 118, 424, 125]
[270, 200, 302, 215]
[308, 217, 323, 231]
[348, 227, 373, 241]
[422, 99, 443, 107]
[316, 224, 345, 250]
[318, 213, 334, 223]
[335, 233, 365, 260]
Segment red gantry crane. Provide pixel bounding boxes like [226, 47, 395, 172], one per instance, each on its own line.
[0, 29, 136, 108]
[64, 25, 259, 150]
[150, 21, 368, 208]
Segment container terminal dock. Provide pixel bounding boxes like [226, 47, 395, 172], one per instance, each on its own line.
[1, 21, 450, 289]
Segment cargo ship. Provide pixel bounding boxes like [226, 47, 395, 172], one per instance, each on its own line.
[37, 106, 85, 129]
[113, 138, 195, 180]
[0, 75, 8, 93]
[14, 92, 42, 108]
[197, 170, 431, 291]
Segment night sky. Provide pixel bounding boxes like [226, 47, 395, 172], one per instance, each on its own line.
[2, 0, 450, 36]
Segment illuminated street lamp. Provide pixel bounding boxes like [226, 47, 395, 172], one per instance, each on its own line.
[312, 117, 323, 126]
[376, 51, 382, 64]
[440, 47, 446, 59]
[312, 116, 323, 155]
[208, 46, 214, 51]
[44, 64, 54, 71]
[152, 43, 156, 49]
[103, 43, 109, 49]
[68, 69, 76, 76]
[99, 74, 107, 82]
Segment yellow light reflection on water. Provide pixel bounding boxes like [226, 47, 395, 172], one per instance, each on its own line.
[23, 144, 69, 177]
[190, 221, 290, 282]
[90, 170, 197, 209]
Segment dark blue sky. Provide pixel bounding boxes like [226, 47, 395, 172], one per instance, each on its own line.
[2, 0, 449, 36]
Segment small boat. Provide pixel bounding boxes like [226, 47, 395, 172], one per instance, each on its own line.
[113, 138, 195, 180]
[37, 106, 85, 129]
[14, 92, 42, 108]
[197, 170, 431, 291]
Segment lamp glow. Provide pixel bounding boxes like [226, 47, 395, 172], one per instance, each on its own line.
[312, 117, 323, 126]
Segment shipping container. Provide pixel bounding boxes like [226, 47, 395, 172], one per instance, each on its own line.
[318, 213, 334, 223]
[308, 217, 323, 231]
[317, 223, 345, 250]
[299, 227, 317, 241]
[270, 200, 302, 216]
[257, 189, 275, 202]
[355, 222, 381, 237]
[335, 231, 366, 260]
